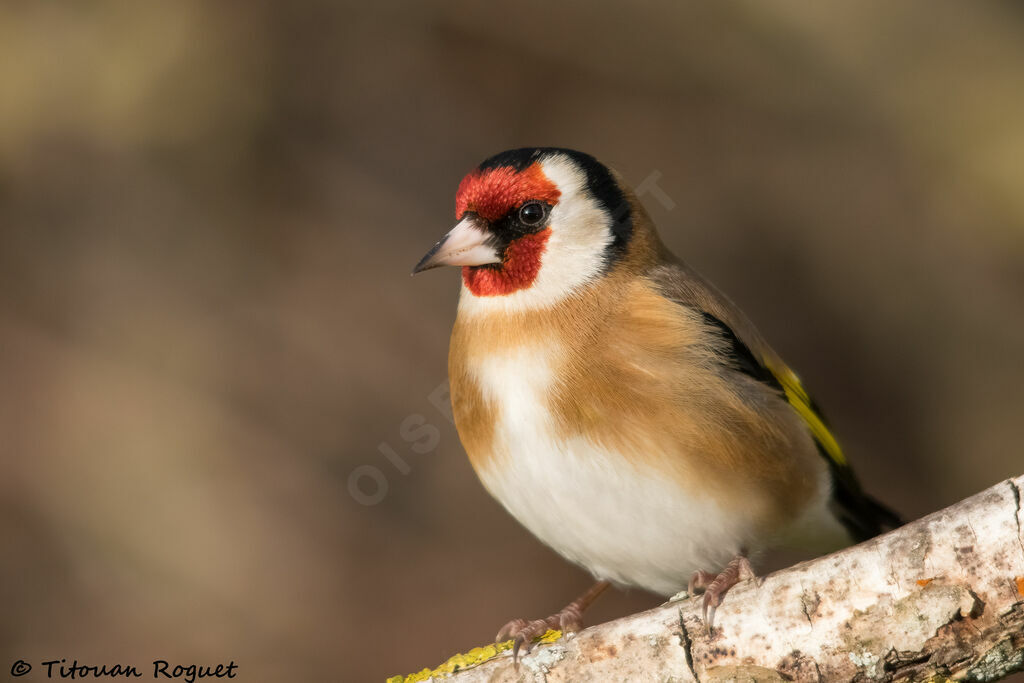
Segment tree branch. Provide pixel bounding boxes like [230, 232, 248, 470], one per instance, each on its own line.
[396, 475, 1024, 682]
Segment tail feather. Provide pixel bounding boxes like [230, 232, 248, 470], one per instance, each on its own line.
[824, 454, 902, 542]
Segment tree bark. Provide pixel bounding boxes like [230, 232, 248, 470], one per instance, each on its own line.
[427, 475, 1024, 682]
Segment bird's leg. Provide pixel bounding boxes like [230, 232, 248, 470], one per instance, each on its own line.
[496, 580, 610, 664]
[688, 552, 756, 630]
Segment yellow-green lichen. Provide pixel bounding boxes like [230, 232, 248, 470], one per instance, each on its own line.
[386, 630, 563, 682]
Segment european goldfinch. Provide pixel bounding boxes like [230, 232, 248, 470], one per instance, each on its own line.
[413, 148, 900, 655]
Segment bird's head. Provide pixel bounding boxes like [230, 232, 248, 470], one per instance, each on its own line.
[413, 148, 640, 311]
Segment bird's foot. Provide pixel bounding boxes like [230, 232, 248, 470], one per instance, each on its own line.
[495, 612, 573, 664]
[495, 580, 610, 665]
[688, 553, 756, 630]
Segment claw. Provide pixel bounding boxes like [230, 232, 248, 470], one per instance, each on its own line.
[558, 604, 584, 633]
[688, 553, 757, 632]
[511, 635, 524, 666]
[504, 618, 548, 667]
[689, 569, 715, 595]
[493, 580, 611, 665]
[495, 618, 526, 643]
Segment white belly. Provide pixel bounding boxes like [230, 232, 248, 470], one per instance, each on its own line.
[471, 347, 765, 596]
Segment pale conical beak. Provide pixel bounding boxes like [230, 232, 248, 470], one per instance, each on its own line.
[411, 216, 501, 274]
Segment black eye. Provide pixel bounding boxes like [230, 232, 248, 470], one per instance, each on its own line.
[518, 202, 547, 226]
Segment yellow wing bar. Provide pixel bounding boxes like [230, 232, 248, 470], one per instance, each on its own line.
[765, 361, 847, 467]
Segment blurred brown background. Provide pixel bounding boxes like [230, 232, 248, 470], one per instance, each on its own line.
[2, 2, 1023, 681]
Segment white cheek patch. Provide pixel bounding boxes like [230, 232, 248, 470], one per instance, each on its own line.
[458, 154, 615, 317]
